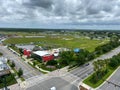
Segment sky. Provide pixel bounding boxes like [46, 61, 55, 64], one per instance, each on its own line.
[0, 0, 120, 30]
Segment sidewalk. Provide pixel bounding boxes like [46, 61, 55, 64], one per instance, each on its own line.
[47, 66, 69, 77]
[0, 84, 23, 90]
[7, 64, 26, 89]
[22, 56, 50, 73]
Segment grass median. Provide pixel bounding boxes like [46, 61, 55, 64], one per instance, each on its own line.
[83, 68, 115, 88]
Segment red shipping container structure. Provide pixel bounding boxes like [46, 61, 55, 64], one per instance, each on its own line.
[42, 54, 54, 62]
[23, 49, 31, 57]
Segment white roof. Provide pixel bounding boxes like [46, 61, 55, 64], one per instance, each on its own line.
[33, 51, 50, 56]
[0, 58, 9, 71]
[0, 61, 3, 65]
[54, 52, 59, 57]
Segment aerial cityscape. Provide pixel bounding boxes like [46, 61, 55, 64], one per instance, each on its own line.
[0, 0, 120, 90]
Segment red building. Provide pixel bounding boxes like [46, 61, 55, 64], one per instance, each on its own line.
[33, 51, 54, 62]
[23, 49, 31, 57]
[42, 54, 54, 62]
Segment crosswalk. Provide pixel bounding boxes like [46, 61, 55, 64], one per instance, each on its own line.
[25, 75, 49, 88]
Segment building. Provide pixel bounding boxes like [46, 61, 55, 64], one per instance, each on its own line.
[74, 48, 80, 53]
[23, 49, 31, 57]
[51, 49, 60, 57]
[33, 51, 54, 62]
[16, 45, 35, 57]
[0, 57, 10, 77]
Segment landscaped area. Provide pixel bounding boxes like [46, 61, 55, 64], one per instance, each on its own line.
[0, 74, 17, 89]
[83, 53, 120, 88]
[5, 34, 119, 74]
[83, 67, 114, 88]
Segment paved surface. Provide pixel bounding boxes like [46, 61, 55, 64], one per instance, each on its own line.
[98, 67, 120, 90]
[25, 46, 120, 90]
[1, 45, 120, 90]
[0, 46, 42, 79]
[69, 63, 93, 80]
[27, 77, 78, 90]
[94, 46, 120, 61]
[0, 84, 24, 90]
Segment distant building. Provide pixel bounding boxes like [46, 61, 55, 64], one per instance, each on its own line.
[0, 57, 10, 77]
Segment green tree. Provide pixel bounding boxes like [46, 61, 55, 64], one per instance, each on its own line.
[17, 68, 23, 77]
[109, 58, 119, 68]
[46, 60, 57, 66]
[11, 61, 15, 68]
[19, 48, 23, 54]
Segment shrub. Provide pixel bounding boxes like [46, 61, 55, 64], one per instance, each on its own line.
[46, 60, 57, 66]
[17, 68, 23, 77]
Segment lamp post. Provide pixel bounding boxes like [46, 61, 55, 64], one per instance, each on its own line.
[57, 63, 60, 73]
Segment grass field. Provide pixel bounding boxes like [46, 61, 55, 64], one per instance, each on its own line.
[4, 36, 109, 52]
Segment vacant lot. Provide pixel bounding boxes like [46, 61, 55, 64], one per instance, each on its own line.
[4, 36, 108, 52]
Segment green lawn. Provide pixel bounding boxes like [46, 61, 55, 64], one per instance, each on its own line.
[83, 68, 115, 88]
[0, 74, 17, 89]
[4, 37, 108, 52]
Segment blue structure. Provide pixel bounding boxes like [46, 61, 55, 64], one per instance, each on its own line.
[74, 48, 80, 53]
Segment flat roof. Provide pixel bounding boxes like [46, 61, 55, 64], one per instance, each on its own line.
[33, 51, 50, 57]
[0, 57, 9, 72]
[16, 45, 35, 50]
[0, 61, 3, 65]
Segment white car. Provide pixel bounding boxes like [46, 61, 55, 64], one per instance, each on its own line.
[50, 87, 56, 90]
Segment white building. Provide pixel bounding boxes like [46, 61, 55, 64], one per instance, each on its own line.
[0, 57, 10, 76]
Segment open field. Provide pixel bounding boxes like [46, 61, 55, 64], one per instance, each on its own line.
[4, 36, 109, 52]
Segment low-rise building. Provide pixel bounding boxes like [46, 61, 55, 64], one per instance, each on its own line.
[33, 51, 54, 62]
[0, 57, 10, 77]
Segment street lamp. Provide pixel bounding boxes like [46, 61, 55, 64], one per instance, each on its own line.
[57, 63, 60, 71]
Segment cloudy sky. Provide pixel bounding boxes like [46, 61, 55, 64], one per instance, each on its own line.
[0, 0, 120, 29]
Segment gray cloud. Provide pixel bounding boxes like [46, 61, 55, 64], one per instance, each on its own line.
[0, 0, 120, 25]
[23, 0, 53, 10]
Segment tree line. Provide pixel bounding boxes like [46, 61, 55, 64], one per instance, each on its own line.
[90, 53, 120, 84]
[59, 37, 120, 68]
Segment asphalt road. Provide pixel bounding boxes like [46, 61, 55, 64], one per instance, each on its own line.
[69, 63, 93, 80]
[68, 46, 120, 85]
[94, 46, 120, 61]
[0, 46, 42, 79]
[98, 67, 120, 90]
[27, 77, 78, 90]
[25, 46, 120, 90]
